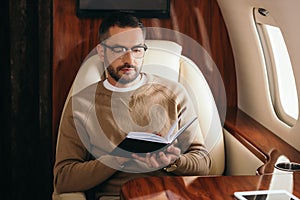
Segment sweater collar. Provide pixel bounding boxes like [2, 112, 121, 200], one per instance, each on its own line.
[103, 73, 147, 92]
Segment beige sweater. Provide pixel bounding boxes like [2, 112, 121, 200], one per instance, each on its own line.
[53, 73, 211, 198]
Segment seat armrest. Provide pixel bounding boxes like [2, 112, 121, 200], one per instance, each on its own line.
[52, 192, 86, 200]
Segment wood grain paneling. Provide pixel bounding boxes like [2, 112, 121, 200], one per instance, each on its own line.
[120, 174, 300, 199]
[3, 0, 52, 198]
[52, 0, 236, 149]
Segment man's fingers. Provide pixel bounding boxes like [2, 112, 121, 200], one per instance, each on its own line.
[167, 145, 181, 156]
[149, 154, 160, 168]
[158, 152, 171, 165]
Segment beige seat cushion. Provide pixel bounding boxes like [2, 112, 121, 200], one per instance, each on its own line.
[179, 56, 225, 175]
[52, 192, 86, 200]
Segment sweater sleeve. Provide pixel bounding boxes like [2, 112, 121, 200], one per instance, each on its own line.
[171, 83, 212, 175]
[170, 109, 212, 175]
[172, 143, 211, 175]
[53, 99, 119, 194]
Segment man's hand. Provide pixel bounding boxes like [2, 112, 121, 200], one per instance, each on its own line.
[131, 145, 181, 168]
[114, 156, 130, 167]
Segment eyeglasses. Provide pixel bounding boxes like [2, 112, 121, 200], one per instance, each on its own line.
[101, 43, 148, 59]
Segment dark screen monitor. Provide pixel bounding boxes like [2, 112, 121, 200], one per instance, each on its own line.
[77, 0, 170, 18]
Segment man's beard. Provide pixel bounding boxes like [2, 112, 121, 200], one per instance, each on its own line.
[106, 63, 140, 84]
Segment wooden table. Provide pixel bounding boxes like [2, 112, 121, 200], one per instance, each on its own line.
[120, 173, 300, 199]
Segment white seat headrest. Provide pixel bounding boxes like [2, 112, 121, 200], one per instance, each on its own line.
[143, 40, 182, 82]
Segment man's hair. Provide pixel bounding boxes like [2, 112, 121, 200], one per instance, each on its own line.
[98, 12, 145, 42]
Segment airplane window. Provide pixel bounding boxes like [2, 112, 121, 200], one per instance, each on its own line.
[255, 8, 299, 125]
[265, 25, 299, 121]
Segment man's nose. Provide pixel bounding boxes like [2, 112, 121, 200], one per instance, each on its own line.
[121, 51, 135, 63]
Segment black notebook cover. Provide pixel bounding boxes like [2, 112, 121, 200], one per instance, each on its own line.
[110, 116, 197, 158]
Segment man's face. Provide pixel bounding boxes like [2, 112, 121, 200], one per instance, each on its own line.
[99, 26, 146, 86]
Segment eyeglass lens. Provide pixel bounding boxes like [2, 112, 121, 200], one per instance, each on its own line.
[103, 44, 147, 59]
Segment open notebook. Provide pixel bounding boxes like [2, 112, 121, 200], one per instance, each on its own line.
[110, 115, 197, 158]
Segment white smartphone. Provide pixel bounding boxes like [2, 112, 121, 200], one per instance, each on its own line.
[234, 190, 299, 200]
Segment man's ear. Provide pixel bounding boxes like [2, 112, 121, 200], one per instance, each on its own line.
[96, 44, 108, 79]
[96, 44, 105, 62]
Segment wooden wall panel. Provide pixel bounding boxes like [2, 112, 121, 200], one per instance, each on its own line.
[3, 0, 52, 198]
[52, 0, 236, 147]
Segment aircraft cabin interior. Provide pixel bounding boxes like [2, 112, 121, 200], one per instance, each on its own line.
[1, 0, 300, 199]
